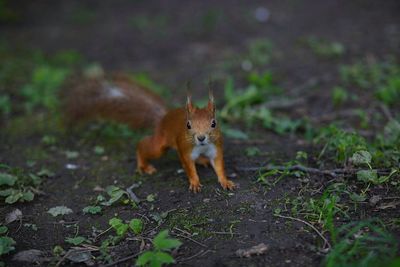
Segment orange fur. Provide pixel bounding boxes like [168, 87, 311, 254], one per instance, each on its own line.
[63, 75, 235, 192]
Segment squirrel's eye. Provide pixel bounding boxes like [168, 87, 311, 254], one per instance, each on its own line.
[211, 119, 216, 128]
[186, 121, 191, 129]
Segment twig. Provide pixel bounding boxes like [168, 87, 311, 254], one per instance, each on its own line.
[173, 227, 207, 248]
[274, 214, 331, 251]
[237, 164, 393, 178]
[210, 231, 240, 235]
[379, 103, 394, 121]
[55, 247, 98, 267]
[104, 251, 142, 267]
[94, 226, 112, 241]
[126, 184, 141, 203]
[178, 249, 213, 262]
[237, 165, 338, 178]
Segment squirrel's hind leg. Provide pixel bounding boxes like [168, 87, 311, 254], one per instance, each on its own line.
[136, 135, 166, 174]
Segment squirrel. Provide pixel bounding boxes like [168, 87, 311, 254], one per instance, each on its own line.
[62, 73, 235, 192]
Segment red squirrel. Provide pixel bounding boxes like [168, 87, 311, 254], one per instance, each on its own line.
[63, 73, 235, 192]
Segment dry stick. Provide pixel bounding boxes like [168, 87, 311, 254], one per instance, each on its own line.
[104, 251, 142, 267]
[237, 165, 338, 178]
[379, 103, 394, 121]
[237, 165, 392, 177]
[173, 227, 207, 248]
[210, 231, 240, 235]
[178, 249, 213, 262]
[94, 226, 112, 241]
[275, 214, 331, 251]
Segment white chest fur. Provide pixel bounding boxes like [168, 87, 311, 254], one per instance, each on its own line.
[190, 143, 217, 161]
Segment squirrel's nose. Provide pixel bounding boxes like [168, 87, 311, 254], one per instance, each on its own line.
[197, 135, 206, 142]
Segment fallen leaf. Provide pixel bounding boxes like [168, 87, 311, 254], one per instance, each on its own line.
[377, 201, 400, 210]
[12, 249, 47, 263]
[66, 249, 92, 263]
[236, 243, 269, 258]
[47, 206, 73, 217]
[369, 195, 382, 206]
[5, 209, 22, 224]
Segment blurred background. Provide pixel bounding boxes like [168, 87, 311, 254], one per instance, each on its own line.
[1, 0, 399, 114]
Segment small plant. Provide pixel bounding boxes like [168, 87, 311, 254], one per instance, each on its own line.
[339, 59, 400, 105]
[65, 236, 90, 246]
[0, 95, 11, 115]
[0, 165, 42, 204]
[246, 38, 274, 67]
[315, 125, 367, 163]
[48, 206, 73, 217]
[109, 217, 144, 237]
[331, 86, 348, 107]
[21, 65, 69, 112]
[109, 218, 129, 237]
[304, 36, 345, 58]
[100, 185, 134, 206]
[0, 225, 16, 258]
[376, 75, 400, 106]
[135, 230, 182, 267]
[351, 150, 397, 185]
[257, 153, 308, 188]
[82, 205, 102, 215]
[324, 220, 397, 267]
[129, 219, 144, 235]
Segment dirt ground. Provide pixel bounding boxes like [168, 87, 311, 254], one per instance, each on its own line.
[1, 0, 400, 266]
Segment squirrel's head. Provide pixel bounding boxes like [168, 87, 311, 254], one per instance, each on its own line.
[185, 92, 218, 146]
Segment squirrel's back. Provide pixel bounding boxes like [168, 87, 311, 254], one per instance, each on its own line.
[62, 73, 167, 129]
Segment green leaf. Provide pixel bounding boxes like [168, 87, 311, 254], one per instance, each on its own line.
[65, 236, 87, 246]
[102, 186, 127, 206]
[0, 226, 7, 235]
[65, 151, 79, 159]
[357, 170, 378, 183]
[153, 230, 182, 251]
[0, 236, 16, 255]
[109, 218, 128, 236]
[0, 173, 17, 186]
[36, 168, 55, 177]
[350, 193, 367, 202]
[94, 146, 105, 155]
[129, 219, 143, 235]
[22, 191, 34, 201]
[47, 206, 73, 217]
[146, 194, 156, 202]
[82, 205, 102, 215]
[0, 189, 13, 197]
[154, 251, 175, 264]
[135, 251, 154, 266]
[5, 190, 23, 204]
[351, 151, 372, 166]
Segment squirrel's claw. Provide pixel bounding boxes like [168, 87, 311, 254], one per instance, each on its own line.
[138, 164, 157, 175]
[189, 182, 202, 193]
[220, 180, 236, 190]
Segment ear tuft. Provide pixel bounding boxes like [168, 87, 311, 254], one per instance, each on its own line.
[186, 93, 194, 113]
[207, 88, 215, 114]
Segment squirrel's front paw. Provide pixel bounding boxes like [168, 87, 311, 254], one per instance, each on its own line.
[189, 181, 202, 193]
[220, 179, 236, 190]
[138, 164, 157, 175]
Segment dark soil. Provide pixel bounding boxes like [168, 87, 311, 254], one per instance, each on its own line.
[1, 0, 400, 266]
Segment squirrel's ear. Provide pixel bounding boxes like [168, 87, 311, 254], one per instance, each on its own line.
[207, 90, 215, 114]
[186, 94, 194, 114]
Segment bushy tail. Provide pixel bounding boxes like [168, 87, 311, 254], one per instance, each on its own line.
[61, 73, 167, 129]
